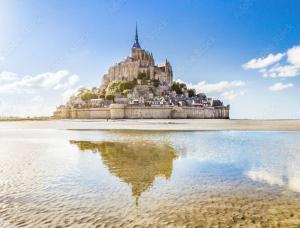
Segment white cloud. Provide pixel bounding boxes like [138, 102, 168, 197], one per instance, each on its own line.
[0, 72, 18, 83]
[0, 100, 55, 117]
[0, 70, 81, 117]
[287, 45, 300, 65]
[269, 82, 294, 91]
[31, 95, 45, 103]
[264, 46, 300, 78]
[53, 74, 80, 90]
[265, 64, 300, 78]
[243, 53, 285, 69]
[40, 71, 69, 88]
[62, 86, 82, 101]
[177, 79, 246, 94]
[0, 70, 78, 94]
[243, 45, 300, 78]
[221, 90, 246, 101]
[0, 56, 4, 62]
[176, 79, 246, 101]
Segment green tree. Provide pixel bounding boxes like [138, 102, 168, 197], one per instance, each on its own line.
[122, 89, 129, 95]
[107, 82, 119, 90]
[187, 89, 196, 97]
[171, 82, 187, 95]
[79, 88, 89, 95]
[137, 72, 149, 80]
[105, 94, 115, 101]
[80, 91, 98, 101]
[99, 89, 106, 99]
[118, 81, 135, 92]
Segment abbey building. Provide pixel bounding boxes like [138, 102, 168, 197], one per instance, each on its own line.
[100, 25, 173, 90]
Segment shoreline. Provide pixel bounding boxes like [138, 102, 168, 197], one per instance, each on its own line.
[0, 119, 300, 131]
[0, 117, 51, 122]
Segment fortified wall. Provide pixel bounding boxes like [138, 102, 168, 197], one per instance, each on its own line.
[53, 104, 230, 119]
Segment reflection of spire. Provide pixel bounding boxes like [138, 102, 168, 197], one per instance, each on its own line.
[132, 23, 141, 48]
[135, 196, 139, 207]
[70, 140, 177, 206]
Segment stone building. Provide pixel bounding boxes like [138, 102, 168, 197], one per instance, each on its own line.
[100, 25, 173, 90]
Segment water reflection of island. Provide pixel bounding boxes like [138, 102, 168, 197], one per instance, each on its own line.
[70, 140, 177, 204]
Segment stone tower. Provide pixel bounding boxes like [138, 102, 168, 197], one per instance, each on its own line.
[99, 24, 173, 90]
[131, 24, 154, 66]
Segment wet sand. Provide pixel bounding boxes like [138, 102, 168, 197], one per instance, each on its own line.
[1, 188, 300, 227]
[1, 119, 300, 131]
[1, 122, 300, 227]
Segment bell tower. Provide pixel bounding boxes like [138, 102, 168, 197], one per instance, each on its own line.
[131, 23, 142, 60]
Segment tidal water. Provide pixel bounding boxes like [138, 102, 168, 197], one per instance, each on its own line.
[0, 123, 300, 227]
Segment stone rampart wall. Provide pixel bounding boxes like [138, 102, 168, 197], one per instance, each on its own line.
[59, 108, 111, 119]
[124, 106, 172, 119]
[53, 105, 229, 119]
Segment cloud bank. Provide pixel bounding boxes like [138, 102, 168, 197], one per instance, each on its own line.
[0, 70, 79, 94]
[269, 82, 294, 91]
[176, 79, 246, 101]
[0, 70, 81, 117]
[242, 53, 285, 70]
[243, 45, 300, 78]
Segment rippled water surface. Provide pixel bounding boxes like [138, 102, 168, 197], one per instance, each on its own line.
[1, 123, 300, 227]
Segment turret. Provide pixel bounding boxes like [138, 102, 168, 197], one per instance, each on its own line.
[165, 59, 173, 84]
[150, 52, 155, 65]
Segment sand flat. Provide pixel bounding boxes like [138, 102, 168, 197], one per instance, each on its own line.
[1, 119, 300, 131]
[1, 128, 300, 227]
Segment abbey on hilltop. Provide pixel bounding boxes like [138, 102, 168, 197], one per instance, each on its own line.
[53, 25, 230, 119]
[100, 25, 173, 91]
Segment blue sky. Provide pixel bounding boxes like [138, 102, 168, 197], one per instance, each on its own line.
[0, 0, 300, 118]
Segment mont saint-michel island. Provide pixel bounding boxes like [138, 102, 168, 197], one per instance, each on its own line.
[53, 26, 229, 119]
[3, 2, 300, 227]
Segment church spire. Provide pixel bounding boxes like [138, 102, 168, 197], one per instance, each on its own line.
[132, 23, 141, 49]
[135, 23, 138, 41]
